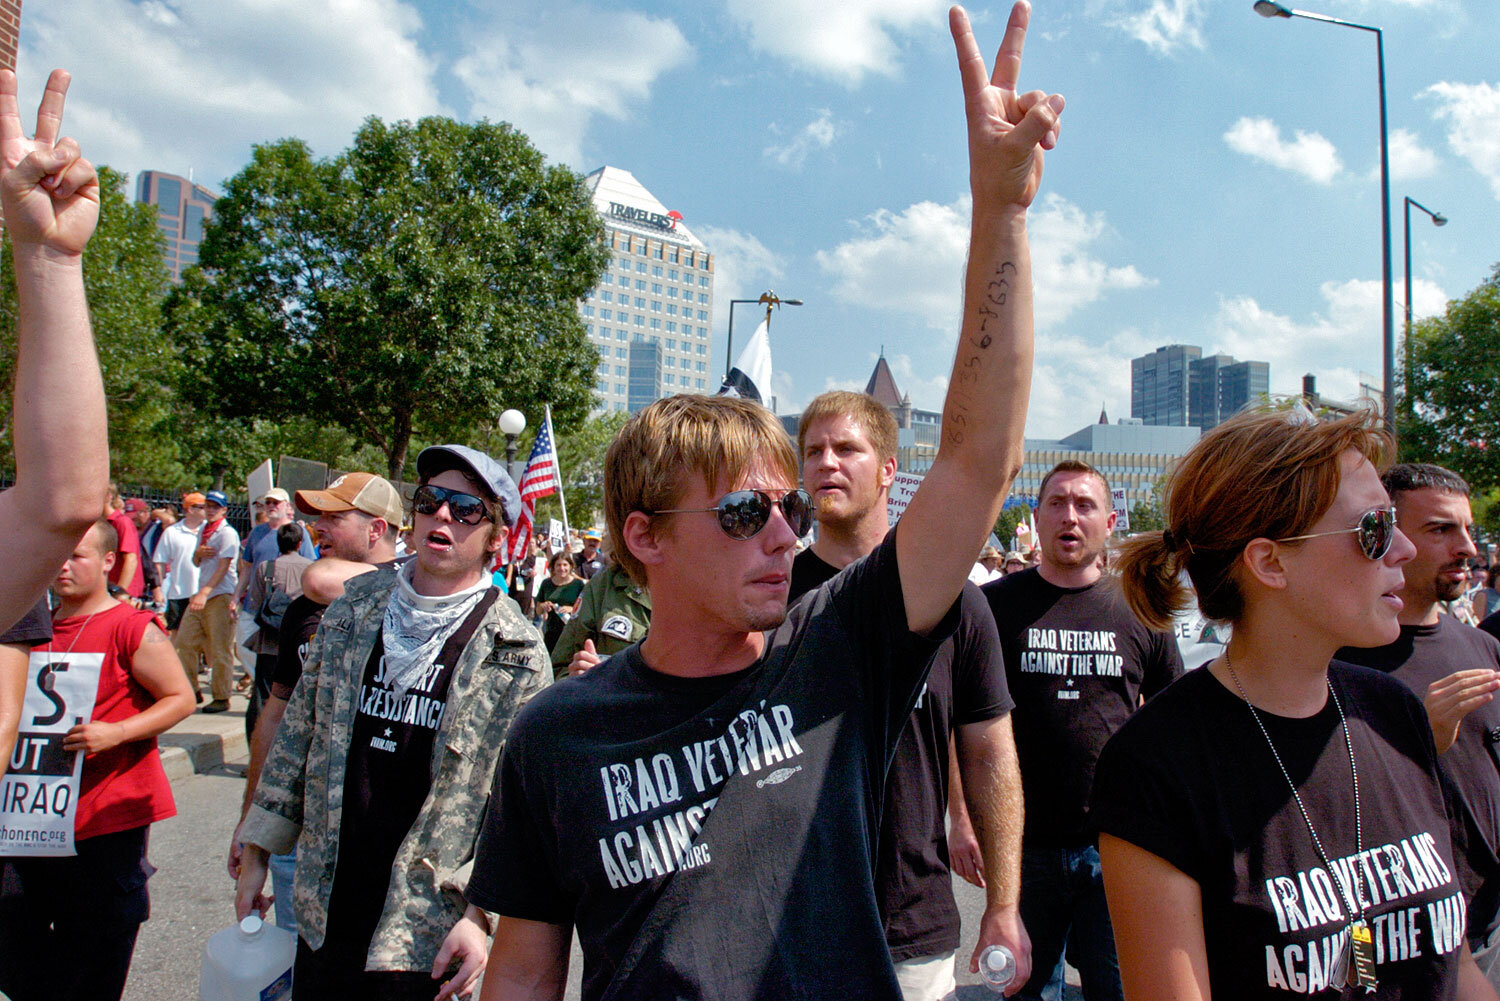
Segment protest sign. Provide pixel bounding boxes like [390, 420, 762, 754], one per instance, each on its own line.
[0, 650, 102, 857]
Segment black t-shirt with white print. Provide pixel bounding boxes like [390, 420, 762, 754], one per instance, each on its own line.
[1338, 617, 1500, 943]
[788, 548, 1013, 962]
[1092, 663, 1468, 999]
[467, 529, 958, 1001]
[982, 567, 1183, 846]
[319, 589, 498, 964]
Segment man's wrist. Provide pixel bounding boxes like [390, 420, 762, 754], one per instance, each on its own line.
[10, 242, 86, 272]
[969, 202, 1029, 232]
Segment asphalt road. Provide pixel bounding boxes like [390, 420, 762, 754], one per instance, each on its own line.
[126, 760, 1078, 1000]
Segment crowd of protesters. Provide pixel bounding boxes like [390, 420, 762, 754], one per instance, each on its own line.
[8, 8, 1500, 1001]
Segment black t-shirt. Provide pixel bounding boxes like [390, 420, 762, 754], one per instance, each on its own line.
[1481, 610, 1500, 643]
[788, 548, 1012, 961]
[1337, 618, 1500, 940]
[468, 530, 957, 1001]
[982, 567, 1182, 845]
[270, 595, 326, 701]
[1092, 664, 1468, 999]
[321, 590, 498, 963]
[0, 599, 52, 645]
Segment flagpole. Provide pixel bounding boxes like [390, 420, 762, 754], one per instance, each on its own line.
[547, 405, 572, 543]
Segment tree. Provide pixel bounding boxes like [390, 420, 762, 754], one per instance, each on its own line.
[166, 116, 610, 479]
[1399, 265, 1500, 490]
[0, 166, 179, 481]
[993, 502, 1032, 550]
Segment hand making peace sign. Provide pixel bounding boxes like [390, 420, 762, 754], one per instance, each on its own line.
[0, 68, 99, 257]
[950, 2, 1063, 213]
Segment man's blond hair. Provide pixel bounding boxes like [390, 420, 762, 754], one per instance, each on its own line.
[796, 391, 899, 464]
[605, 395, 798, 587]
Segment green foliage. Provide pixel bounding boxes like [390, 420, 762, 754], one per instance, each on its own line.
[993, 503, 1032, 548]
[0, 166, 179, 481]
[1399, 265, 1500, 491]
[166, 116, 610, 480]
[1128, 497, 1164, 534]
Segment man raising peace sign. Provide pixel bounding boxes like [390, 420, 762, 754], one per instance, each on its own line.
[470, 6, 1061, 999]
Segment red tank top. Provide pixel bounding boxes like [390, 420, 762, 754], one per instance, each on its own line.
[38, 602, 177, 840]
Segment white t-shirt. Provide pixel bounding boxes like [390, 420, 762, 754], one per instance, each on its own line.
[196, 522, 241, 599]
[155, 521, 201, 600]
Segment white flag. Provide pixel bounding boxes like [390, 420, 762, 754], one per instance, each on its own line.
[718, 317, 772, 406]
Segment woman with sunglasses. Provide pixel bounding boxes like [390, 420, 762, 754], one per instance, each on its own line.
[535, 551, 584, 650]
[1093, 406, 1499, 999]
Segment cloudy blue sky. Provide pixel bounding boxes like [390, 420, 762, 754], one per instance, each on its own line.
[19, 0, 1500, 436]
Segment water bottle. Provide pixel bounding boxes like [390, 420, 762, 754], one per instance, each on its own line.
[978, 944, 1017, 992]
[199, 914, 295, 1001]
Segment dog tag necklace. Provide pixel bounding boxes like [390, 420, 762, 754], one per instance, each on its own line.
[1225, 653, 1378, 992]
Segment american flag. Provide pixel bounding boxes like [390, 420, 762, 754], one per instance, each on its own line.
[505, 407, 560, 564]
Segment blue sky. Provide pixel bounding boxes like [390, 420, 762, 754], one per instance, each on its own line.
[20, 0, 1500, 437]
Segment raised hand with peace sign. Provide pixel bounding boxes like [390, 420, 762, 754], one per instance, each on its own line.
[950, 2, 1063, 215]
[0, 68, 100, 256]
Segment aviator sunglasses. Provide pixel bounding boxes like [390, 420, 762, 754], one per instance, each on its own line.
[1276, 506, 1397, 561]
[652, 489, 815, 541]
[411, 484, 494, 526]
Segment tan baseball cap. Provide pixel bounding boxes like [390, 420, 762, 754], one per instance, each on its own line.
[259, 487, 291, 504]
[295, 472, 405, 527]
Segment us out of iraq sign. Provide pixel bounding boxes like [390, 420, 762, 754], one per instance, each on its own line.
[886, 472, 924, 527]
[0, 650, 102, 856]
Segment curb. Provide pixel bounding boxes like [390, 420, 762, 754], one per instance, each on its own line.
[158, 689, 254, 784]
[159, 725, 249, 784]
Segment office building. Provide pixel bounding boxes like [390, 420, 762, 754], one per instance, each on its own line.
[579, 167, 714, 413]
[1013, 417, 1200, 512]
[1132, 343, 1268, 430]
[136, 170, 218, 282]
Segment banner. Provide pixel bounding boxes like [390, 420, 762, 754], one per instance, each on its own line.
[246, 459, 274, 506]
[0, 650, 103, 857]
[886, 471, 924, 527]
[1111, 487, 1130, 534]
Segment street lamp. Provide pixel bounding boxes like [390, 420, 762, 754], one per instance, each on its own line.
[498, 408, 526, 480]
[1402, 196, 1447, 420]
[1253, 1, 1394, 431]
[724, 290, 803, 381]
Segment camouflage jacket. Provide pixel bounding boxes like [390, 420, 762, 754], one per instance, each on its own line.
[240, 567, 549, 971]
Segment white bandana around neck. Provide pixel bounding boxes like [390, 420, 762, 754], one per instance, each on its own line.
[379, 561, 492, 703]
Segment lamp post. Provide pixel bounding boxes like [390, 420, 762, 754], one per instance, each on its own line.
[1402, 196, 1447, 420]
[723, 290, 803, 382]
[1253, 1, 1394, 431]
[498, 408, 526, 482]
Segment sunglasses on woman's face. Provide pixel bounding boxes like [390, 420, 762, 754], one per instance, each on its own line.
[1276, 506, 1397, 561]
[411, 484, 494, 526]
[652, 489, 815, 541]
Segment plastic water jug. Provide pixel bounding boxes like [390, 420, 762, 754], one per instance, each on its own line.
[199, 915, 295, 1001]
[978, 944, 1017, 992]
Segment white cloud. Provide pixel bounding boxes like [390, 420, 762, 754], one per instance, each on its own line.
[1223, 117, 1342, 184]
[697, 225, 788, 318]
[764, 110, 837, 170]
[1388, 128, 1440, 181]
[724, 0, 945, 86]
[1111, 0, 1206, 55]
[454, 7, 692, 167]
[19, 0, 445, 188]
[816, 192, 1150, 333]
[1425, 81, 1500, 200]
[1207, 277, 1448, 406]
[813, 193, 1151, 435]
